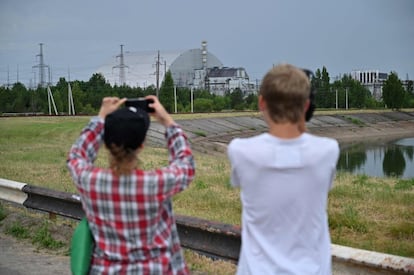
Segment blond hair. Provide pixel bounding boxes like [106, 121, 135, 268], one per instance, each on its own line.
[259, 64, 310, 123]
[107, 144, 137, 176]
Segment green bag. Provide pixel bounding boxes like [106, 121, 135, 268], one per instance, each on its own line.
[71, 217, 94, 275]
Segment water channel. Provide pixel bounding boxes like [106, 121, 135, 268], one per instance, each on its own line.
[337, 137, 414, 179]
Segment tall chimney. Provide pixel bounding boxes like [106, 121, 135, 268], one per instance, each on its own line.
[201, 41, 207, 71]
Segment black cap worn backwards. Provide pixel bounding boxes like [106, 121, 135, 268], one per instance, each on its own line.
[104, 106, 150, 151]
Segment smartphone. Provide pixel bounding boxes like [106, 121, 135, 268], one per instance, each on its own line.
[125, 98, 155, 113]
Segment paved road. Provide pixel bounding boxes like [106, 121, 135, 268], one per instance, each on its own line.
[0, 233, 70, 275]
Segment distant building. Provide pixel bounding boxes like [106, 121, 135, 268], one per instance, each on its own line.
[96, 41, 255, 95]
[204, 67, 254, 96]
[350, 70, 388, 100]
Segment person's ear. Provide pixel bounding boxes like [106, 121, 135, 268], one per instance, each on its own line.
[258, 95, 266, 111]
[304, 99, 310, 114]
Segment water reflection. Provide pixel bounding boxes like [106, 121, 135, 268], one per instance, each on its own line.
[382, 145, 405, 177]
[337, 138, 414, 179]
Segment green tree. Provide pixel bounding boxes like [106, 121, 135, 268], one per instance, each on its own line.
[52, 77, 69, 113]
[194, 98, 213, 112]
[245, 93, 258, 110]
[69, 82, 84, 114]
[176, 87, 191, 111]
[33, 86, 48, 113]
[85, 73, 112, 109]
[212, 96, 227, 111]
[321, 66, 330, 92]
[0, 86, 14, 112]
[382, 72, 405, 110]
[313, 68, 322, 91]
[228, 88, 244, 110]
[313, 66, 334, 108]
[406, 80, 413, 95]
[143, 85, 157, 96]
[330, 75, 373, 109]
[342, 75, 371, 109]
[12, 83, 30, 112]
[403, 80, 414, 108]
[159, 71, 174, 112]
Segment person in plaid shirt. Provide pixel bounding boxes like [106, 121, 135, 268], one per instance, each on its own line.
[67, 96, 195, 274]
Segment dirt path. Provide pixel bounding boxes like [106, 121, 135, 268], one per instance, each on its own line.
[0, 232, 70, 275]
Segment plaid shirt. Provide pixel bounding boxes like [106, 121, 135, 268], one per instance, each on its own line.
[67, 116, 195, 275]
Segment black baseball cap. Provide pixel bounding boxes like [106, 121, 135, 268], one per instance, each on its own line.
[104, 106, 150, 151]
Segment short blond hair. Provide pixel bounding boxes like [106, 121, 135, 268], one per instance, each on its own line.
[259, 64, 310, 123]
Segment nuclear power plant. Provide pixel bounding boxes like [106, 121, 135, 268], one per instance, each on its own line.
[96, 41, 256, 95]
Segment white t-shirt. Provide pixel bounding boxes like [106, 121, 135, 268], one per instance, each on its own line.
[228, 133, 339, 275]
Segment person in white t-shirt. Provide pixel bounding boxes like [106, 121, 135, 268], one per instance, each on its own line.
[228, 64, 340, 275]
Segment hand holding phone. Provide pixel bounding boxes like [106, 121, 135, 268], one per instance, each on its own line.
[125, 98, 155, 113]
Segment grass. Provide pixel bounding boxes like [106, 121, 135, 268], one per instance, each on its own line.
[5, 221, 31, 239]
[0, 115, 413, 272]
[32, 221, 65, 249]
[194, 130, 207, 137]
[2, 205, 66, 251]
[343, 115, 365, 126]
[329, 173, 414, 257]
[0, 203, 6, 221]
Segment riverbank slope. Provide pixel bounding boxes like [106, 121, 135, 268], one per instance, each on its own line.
[145, 110, 414, 154]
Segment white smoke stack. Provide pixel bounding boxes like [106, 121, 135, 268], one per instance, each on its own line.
[201, 41, 207, 71]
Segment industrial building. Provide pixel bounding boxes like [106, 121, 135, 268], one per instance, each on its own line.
[350, 70, 388, 100]
[96, 41, 255, 95]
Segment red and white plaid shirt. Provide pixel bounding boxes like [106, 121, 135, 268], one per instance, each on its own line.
[67, 116, 195, 275]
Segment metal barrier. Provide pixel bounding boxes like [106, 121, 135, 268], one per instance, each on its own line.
[0, 178, 413, 274]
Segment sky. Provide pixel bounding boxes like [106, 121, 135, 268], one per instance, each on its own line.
[0, 0, 413, 88]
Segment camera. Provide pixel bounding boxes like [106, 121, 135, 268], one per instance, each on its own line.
[125, 98, 155, 113]
[302, 69, 316, 121]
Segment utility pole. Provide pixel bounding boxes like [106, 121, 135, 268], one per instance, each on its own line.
[345, 87, 349, 110]
[335, 89, 338, 109]
[155, 50, 160, 97]
[164, 60, 167, 75]
[174, 85, 177, 113]
[191, 87, 194, 113]
[7, 65, 10, 88]
[48, 67, 52, 86]
[112, 45, 128, 86]
[32, 43, 49, 88]
[47, 86, 58, 115]
[68, 68, 75, 115]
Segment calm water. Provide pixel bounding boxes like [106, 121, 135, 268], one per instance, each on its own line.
[337, 137, 414, 179]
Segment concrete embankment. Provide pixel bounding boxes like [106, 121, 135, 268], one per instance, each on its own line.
[146, 110, 414, 154]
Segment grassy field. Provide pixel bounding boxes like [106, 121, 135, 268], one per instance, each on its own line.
[0, 115, 413, 273]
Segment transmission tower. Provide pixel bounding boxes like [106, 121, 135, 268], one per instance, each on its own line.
[32, 43, 49, 88]
[112, 45, 128, 86]
[150, 51, 168, 96]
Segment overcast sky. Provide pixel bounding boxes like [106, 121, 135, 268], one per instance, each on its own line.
[0, 0, 413, 87]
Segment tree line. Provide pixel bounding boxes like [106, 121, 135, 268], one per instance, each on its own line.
[1, 67, 413, 115]
[312, 67, 414, 110]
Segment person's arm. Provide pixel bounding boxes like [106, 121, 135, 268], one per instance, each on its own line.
[146, 95, 195, 197]
[67, 97, 126, 184]
[227, 139, 241, 187]
[163, 124, 195, 193]
[67, 116, 104, 184]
